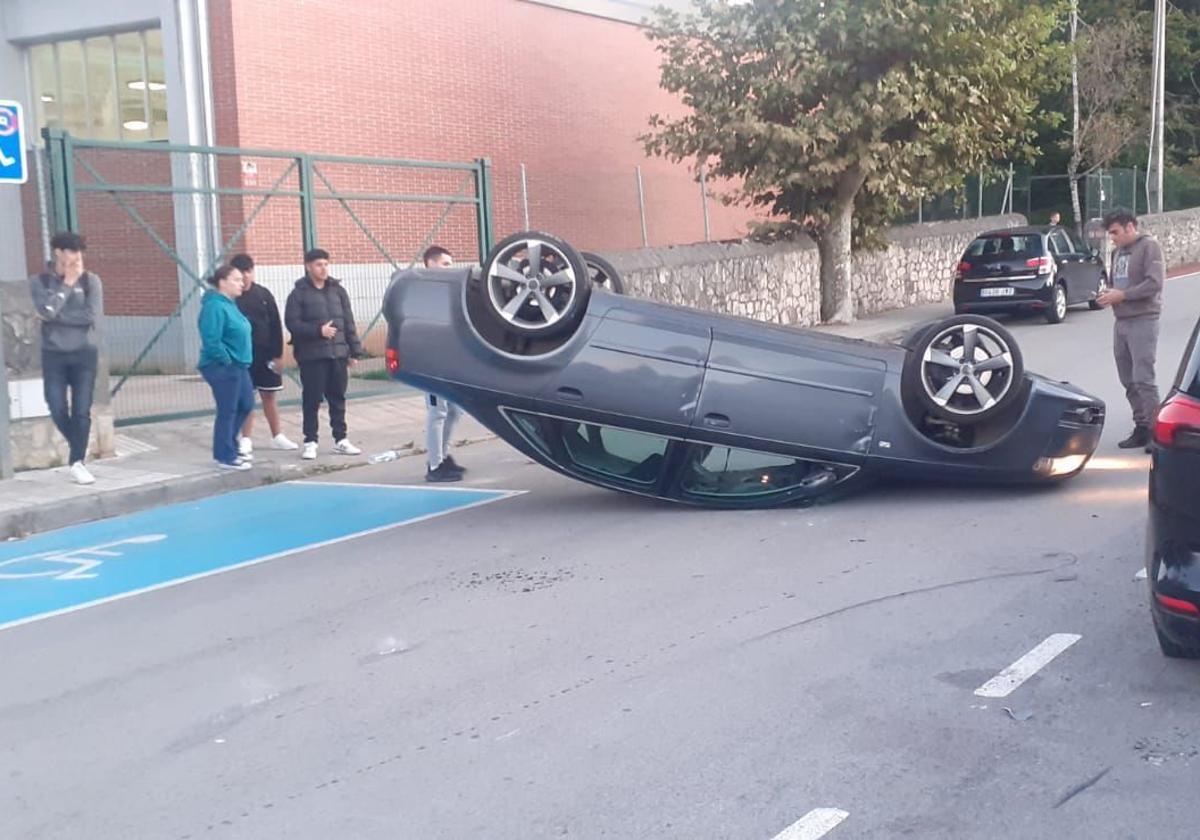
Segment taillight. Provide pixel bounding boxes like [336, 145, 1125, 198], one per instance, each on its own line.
[1025, 256, 1053, 274]
[1155, 592, 1200, 615]
[385, 347, 400, 374]
[955, 260, 971, 280]
[1153, 392, 1200, 449]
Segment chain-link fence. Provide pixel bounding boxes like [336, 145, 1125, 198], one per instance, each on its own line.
[894, 165, 1191, 228]
[488, 161, 760, 251]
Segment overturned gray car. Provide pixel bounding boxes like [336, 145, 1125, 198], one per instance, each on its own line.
[383, 232, 1105, 508]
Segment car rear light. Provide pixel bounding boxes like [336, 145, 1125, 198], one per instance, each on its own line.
[1025, 256, 1053, 274]
[385, 347, 400, 374]
[1155, 592, 1200, 615]
[1153, 392, 1200, 449]
[955, 261, 971, 280]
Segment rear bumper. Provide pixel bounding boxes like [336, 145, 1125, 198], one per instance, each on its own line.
[1146, 500, 1200, 649]
[954, 277, 1055, 311]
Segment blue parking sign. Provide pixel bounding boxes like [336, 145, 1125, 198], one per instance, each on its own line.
[0, 100, 28, 185]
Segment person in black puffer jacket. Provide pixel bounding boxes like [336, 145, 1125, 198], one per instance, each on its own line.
[284, 248, 364, 460]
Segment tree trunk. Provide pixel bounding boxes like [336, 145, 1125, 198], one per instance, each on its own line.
[817, 169, 865, 324]
[1069, 0, 1085, 240]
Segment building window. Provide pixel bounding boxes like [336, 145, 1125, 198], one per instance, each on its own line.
[28, 28, 168, 142]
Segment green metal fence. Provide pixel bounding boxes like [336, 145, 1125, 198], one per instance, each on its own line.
[41, 129, 494, 425]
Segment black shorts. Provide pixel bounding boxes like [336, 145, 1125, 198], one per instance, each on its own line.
[249, 352, 283, 391]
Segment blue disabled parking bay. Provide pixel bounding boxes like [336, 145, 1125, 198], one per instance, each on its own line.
[0, 482, 516, 631]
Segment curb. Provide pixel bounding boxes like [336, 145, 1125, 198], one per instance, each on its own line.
[0, 433, 493, 540]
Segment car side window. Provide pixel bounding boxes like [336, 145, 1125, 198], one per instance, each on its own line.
[680, 444, 839, 500]
[1051, 231, 1075, 255]
[504, 410, 669, 487]
[560, 423, 668, 485]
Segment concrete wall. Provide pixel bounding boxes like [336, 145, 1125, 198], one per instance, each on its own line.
[604, 215, 1030, 327]
[2, 278, 114, 470]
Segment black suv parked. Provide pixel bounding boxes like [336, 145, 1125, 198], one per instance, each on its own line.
[954, 226, 1107, 324]
[1147, 316, 1200, 658]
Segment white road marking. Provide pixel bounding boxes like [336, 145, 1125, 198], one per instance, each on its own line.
[770, 808, 849, 840]
[1134, 568, 1148, 581]
[974, 633, 1082, 698]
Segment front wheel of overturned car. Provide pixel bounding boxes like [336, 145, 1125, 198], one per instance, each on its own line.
[903, 314, 1025, 426]
[581, 251, 625, 295]
[481, 231, 592, 339]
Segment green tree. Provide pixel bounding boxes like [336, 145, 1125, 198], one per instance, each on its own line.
[642, 0, 1065, 323]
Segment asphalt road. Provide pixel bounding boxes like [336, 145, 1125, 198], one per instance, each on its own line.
[3, 275, 1199, 840]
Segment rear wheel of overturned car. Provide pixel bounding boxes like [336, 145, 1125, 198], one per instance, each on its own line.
[481, 231, 592, 339]
[1044, 282, 1068, 324]
[903, 315, 1025, 426]
[581, 251, 625, 295]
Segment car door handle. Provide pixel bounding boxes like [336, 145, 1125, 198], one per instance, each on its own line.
[703, 412, 731, 428]
[556, 387, 583, 402]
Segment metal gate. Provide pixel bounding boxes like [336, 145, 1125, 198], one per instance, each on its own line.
[41, 129, 494, 425]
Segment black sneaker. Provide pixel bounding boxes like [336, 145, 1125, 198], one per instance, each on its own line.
[1117, 425, 1150, 449]
[426, 462, 463, 483]
[442, 454, 466, 474]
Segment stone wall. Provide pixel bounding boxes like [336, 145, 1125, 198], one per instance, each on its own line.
[1139, 206, 1200, 270]
[2, 279, 115, 471]
[603, 215, 1029, 327]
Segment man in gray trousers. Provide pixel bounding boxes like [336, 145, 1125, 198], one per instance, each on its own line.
[30, 232, 103, 484]
[420, 245, 466, 482]
[1096, 208, 1166, 450]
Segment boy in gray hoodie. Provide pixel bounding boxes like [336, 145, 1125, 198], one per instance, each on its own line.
[29, 232, 103, 484]
[1097, 208, 1166, 450]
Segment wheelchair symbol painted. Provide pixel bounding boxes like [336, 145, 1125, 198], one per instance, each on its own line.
[0, 535, 168, 581]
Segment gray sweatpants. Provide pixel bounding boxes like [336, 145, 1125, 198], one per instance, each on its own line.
[425, 394, 462, 469]
[1113, 316, 1161, 426]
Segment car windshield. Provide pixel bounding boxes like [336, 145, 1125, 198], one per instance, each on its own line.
[965, 234, 1044, 258]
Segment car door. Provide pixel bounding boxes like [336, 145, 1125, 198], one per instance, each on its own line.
[693, 325, 887, 459]
[1050, 230, 1094, 303]
[537, 302, 710, 437]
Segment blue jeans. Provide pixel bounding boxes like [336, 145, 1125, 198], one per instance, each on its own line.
[201, 364, 255, 464]
[42, 346, 99, 464]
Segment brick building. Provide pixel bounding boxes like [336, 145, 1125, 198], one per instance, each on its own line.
[0, 0, 757, 371]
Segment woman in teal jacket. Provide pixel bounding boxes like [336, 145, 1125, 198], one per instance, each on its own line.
[198, 264, 255, 469]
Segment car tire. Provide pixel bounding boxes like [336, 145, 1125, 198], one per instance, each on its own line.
[581, 251, 625, 295]
[1044, 283, 1068, 324]
[1155, 623, 1200, 659]
[1088, 273, 1106, 310]
[480, 231, 592, 339]
[903, 314, 1025, 426]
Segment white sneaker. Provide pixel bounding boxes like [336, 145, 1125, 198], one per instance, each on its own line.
[217, 460, 252, 471]
[69, 461, 95, 485]
[272, 433, 299, 451]
[238, 437, 253, 457]
[333, 439, 362, 456]
[302, 442, 318, 460]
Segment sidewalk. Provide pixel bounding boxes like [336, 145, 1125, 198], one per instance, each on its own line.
[0, 386, 494, 539]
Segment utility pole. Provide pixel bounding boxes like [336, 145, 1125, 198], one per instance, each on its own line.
[1147, 0, 1166, 214]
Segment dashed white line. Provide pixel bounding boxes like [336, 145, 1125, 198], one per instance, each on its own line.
[974, 633, 1082, 698]
[1134, 568, 1148, 581]
[770, 808, 849, 840]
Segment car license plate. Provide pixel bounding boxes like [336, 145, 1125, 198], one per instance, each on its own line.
[981, 287, 1015, 298]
